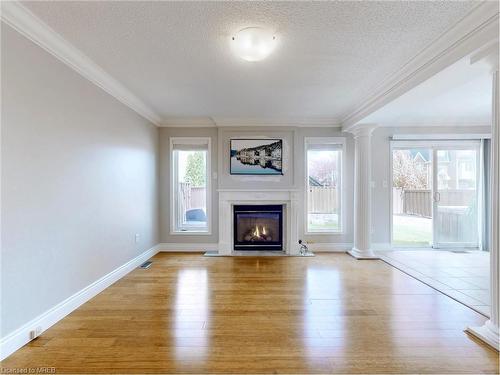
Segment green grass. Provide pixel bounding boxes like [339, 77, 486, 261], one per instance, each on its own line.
[393, 214, 432, 246]
[308, 214, 339, 232]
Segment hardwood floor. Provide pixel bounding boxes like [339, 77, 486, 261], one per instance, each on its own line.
[1, 253, 498, 374]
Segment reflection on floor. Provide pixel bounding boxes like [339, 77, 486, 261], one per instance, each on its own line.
[381, 250, 490, 316]
[1, 253, 497, 374]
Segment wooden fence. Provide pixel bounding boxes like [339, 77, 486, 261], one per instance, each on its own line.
[393, 188, 478, 243]
[179, 182, 206, 213]
[308, 186, 338, 213]
[403, 189, 432, 218]
[393, 188, 475, 218]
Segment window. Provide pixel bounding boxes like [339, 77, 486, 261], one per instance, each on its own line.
[305, 138, 344, 233]
[171, 137, 211, 234]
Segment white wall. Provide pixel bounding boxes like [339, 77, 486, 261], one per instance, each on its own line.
[1, 25, 159, 337]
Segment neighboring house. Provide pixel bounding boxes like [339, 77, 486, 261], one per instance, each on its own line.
[410, 149, 432, 188]
[437, 150, 476, 190]
[408, 149, 475, 190]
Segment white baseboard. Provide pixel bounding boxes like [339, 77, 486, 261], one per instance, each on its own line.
[0, 244, 161, 361]
[306, 242, 352, 252]
[307, 242, 392, 252]
[157, 243, 218, 252]
[158, 243, 353, 253]
[158, 243, 351, 253]
[466, 321, 500, 351]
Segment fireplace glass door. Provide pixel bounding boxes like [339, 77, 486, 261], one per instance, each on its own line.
[233, 205, 283, 251]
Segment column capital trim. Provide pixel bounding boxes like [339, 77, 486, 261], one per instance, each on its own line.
[346, 124, 378, 138]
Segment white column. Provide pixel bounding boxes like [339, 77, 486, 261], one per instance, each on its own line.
[218, 196, 232, 255]
[288, 192, 300, 256]
[348, 124, 379, 259]
[467, 46, 499, 350]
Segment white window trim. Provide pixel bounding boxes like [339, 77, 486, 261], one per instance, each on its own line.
[389, 139, 482, 249]
[170, 137, 212, 235]
[304, 137, 345, 235]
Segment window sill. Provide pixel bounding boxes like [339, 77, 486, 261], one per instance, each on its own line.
[170, 231, 212, 236]
[305, 231, 344, 236]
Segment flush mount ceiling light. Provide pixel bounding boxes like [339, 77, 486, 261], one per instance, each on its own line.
[231, 27, 277, 62]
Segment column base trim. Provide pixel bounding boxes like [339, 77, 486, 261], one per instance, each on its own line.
[347, 248, 379, 260]
[466, 320, 499, 351]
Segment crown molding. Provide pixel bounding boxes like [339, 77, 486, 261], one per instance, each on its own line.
[392, 133, 491, 140]
[341, 1, 499, 131]
[1, 1, 162, 126]
[470, 41, 499, 71]
[160, 117, 217, 127]
[377, 120, 491, 128]
[159, 116, 342, 128]
[346, 123, 378, 137]
[4, 1, 496, 130]
[212, 117, 341, 128]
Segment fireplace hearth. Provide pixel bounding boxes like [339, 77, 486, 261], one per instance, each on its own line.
[233, 205, 283, 251]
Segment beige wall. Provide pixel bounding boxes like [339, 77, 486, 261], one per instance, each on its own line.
[159, 126, 355, 246]
[1, 25, 159, 336]
[158, 125, 491, 248]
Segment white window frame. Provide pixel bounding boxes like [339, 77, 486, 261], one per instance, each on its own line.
[170, 137, 212, 235]
[389, 139, 482, 249]
[304, 137, 345, 235]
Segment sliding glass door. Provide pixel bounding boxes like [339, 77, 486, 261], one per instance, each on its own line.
[392, 141, 481, 249]
[433, 145, 480, 248]
[392, 147, 433, 247]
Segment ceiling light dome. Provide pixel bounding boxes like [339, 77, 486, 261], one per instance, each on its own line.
[231, 27, 277, 62]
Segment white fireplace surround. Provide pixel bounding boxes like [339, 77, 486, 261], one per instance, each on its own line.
[218, 189, 301, 255]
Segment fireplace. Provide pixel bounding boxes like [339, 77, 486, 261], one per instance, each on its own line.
[233, 205, 283, 251]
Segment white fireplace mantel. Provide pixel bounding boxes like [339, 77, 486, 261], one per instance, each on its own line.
[218, 189, 301, 255]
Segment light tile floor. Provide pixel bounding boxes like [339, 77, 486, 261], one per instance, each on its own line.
[380, 250, 490, 317]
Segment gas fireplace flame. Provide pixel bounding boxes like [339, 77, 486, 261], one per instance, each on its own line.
[253, 226, 267, 238]
[253, 226, 260, 237]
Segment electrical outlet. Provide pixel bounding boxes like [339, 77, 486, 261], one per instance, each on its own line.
[135, 234, 140, 243]
[29, 326, 43, 340]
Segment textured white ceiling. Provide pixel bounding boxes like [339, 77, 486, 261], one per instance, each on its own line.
[364, 56, 492, 126]
[23, 1, 480, 123]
